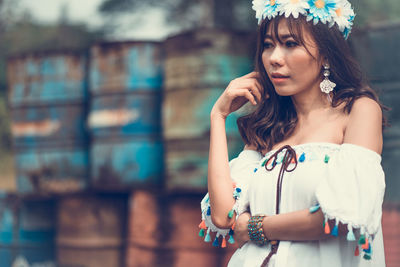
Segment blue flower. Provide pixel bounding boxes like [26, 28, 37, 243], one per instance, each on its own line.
[307, 0, 337, 25]
[331, 0, 355, 31]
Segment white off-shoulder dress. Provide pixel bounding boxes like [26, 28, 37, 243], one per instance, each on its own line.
[199, 142, 386, 267]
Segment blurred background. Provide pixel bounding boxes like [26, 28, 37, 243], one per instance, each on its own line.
[0, 0, 399, 266]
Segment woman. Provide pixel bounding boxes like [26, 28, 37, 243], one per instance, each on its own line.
[198, 0, 387, 266]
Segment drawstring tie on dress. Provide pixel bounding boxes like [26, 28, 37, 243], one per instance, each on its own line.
[261, 145, 298, 267]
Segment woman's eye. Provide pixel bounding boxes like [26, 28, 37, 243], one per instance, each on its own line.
[263, 42, 273, 49]
[285, 41, 299, 47]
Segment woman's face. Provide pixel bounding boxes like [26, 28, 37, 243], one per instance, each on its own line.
[262, 19, 323, 97]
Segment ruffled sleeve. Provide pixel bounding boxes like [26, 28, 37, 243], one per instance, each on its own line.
[199, 149, 262, 247]
[315, 143, 385, 258]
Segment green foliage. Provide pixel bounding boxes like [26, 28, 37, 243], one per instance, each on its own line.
[350, 0, 400, 27]
[99, 0, 257, 31]
[99, 0, 400, 30]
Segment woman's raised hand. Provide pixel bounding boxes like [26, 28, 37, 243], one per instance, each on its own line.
[211, 71, 264, 119]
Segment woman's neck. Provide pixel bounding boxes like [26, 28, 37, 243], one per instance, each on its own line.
[291, 89, 332, 122]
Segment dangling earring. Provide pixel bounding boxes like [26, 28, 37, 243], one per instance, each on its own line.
[320, 63, 336, 103]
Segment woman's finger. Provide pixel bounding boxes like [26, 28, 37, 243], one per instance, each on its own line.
[241, 71, 260, 79]
[235, 88, 257, 105]
[235, 79, 262, 104]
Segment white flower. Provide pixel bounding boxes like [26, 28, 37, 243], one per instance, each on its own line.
[252, 0, 267, 23]
[278, 0, 310, 19]
[331, 0, 355, 32]
[252, 0, 281, 23]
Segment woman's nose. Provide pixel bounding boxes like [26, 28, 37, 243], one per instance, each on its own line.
[269, 46, 285, 66]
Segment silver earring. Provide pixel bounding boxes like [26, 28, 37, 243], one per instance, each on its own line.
[320, 63, 336, 99]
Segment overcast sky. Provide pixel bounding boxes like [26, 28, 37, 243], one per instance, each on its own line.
[19, 0, 177, 40]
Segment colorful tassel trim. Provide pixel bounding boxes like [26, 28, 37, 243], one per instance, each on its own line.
[361, 237, 369, 250]
[207, 206, 211, 216]
[212, 236, 220, 247]
[354, 245, 360, 256]
[309, 204, 320, 213]
[347, 227, 356, 241]
[199, 228, 205, 237]
[204, 229, 211, 242]
[331, 220, 339, 237]
[228, 209, 235, 219]
[324, 219, 330, 234]
[233, 188, 241, 200]
[363, 254, 371, 260]
[228, 234, 235, 244]
[221, 236, 227, 248]
[324, 155, 330, 163]
[299, 152, 306, 162]
[198, 220, 207, 229]
[254, 167, 258, 173]
[261, 159, 268, 167]
[358, 234, 366, 245]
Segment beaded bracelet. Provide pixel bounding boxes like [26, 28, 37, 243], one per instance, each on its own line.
[248, 215, 269, 246]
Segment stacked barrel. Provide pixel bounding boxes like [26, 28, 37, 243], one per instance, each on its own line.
[7, 52, 89, 194]
[3, 29, 259, 266]
[56, 193, 127, 267]
[163, 28, 255, 191]
[88, 41, 164, 190]
[125, 29, 256, 267]
[0, 193, 55, 267]
[351, 23, 400, 267]
[5, 51, 89, 266]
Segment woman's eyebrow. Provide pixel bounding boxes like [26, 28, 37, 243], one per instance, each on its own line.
[264, 34, 293, 41]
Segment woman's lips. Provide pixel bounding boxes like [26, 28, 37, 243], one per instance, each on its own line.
[270, 74, 290, 84]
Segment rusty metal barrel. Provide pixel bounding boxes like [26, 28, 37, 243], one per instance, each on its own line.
[7, 52, 89, 194]
[88, 41, 163, 190]
[56, 193, 128, 267]
[0, 193, 55, 267]
[350, 22, 400, 267]
[163, 29, 256, 191]
[127, 190, 236, 267]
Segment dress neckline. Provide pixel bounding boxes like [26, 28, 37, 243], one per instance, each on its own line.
[263, 142, 341, 157]
[262, 142, 382, 161]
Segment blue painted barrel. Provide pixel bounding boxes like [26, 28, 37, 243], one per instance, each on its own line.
[163, 29, 255, 191]
[89, 41, 163, 189]
[0, 193, 55, 267]
[7, 52, 89, 194]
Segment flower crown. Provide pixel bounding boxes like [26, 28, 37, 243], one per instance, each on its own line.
[252, 0, 355, 39]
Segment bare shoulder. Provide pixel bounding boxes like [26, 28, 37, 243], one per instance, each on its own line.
[343, 97, 383, 154]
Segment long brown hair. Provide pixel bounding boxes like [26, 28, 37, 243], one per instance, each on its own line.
[237, 15, 388, 152]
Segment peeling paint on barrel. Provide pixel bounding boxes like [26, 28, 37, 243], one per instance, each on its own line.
[7, 52, 89, 195]
[165, 54, 252, 90]
[91, 138, 163, 189]
[11, 104, 86, 147]
[90, 41, 162, 93]
[163, 88, 241, 139]
[7, 53, 87, 105]
[163, 29, 254, 191]
[165, 137, 243, 192]
[89, 92, 161, 137]
[89, 41, 163, 190]
[15, 146, 88, 194]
